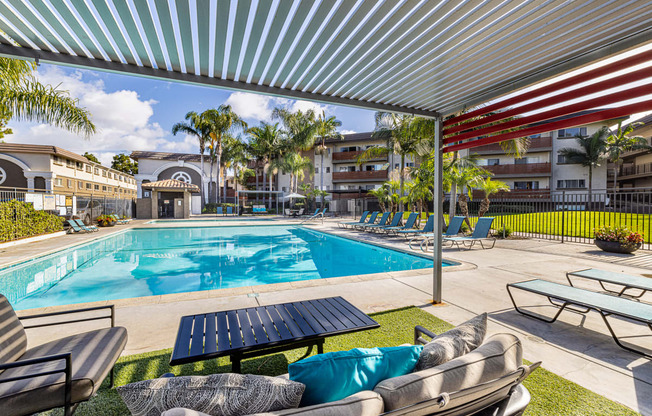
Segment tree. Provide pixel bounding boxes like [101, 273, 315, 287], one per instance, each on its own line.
[248, 122, 284, 207]
[111, 153, 138, 175]
[447, 161, 485, 228]
[0, 57, 95, 136]
[367, 185, 389, 213]
[476, 178, 510, 217]
[83, 152, 100, 164]
[172, 111, 211, 201]
[313, 111, 342, 208]
[605, 121, 649, 191]
[559, 128, 608, 201]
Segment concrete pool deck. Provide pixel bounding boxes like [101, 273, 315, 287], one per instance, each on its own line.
[2, 218, 652, 414]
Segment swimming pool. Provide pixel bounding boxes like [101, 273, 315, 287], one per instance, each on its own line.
[1, 226, 444, 310]
[147, 217, 276, 223]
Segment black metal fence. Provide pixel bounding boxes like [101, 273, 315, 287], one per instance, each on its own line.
[464, 188, 652, 250]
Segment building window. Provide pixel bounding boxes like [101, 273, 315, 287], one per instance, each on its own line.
[326, 185, 330, 190]
[557, 127, 587, 138]
[102, 185, 107, 191]
[340, 146, 357, 152]
[557, 179, 586, 189]
[487, 158, 500, 166]
[314, 167, 319, 173]
[86, 183, 92, 190]
[55, 178, 63, 186]
[102, 170, 107, 177]
[76, 162, 83, 170]
[0, 167, 6, 185]
[339, 166, 355, 172]
[171, 171, 192, 183]
[94, 184, 100, 191]
[67, 179, 72, 188]
[282, 187, 287, 192]
[557, 154, 571, 164]
[94, 168, 99, 175]
[514, 181, 539, 190]
[325, 167, 330, 173]
[405, 162, 415, 168]
[86, 165, 91, 173]
[394, 163, 399, 169]
[78, 181, 83, 189]
[66, 159, 74, 168]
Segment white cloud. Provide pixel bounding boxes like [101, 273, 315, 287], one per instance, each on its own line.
[340, 129, 357, 135]
[224, 92, 333, 123]
[7, 66, 179, 163]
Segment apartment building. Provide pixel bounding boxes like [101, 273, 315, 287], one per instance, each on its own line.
[0, 143, 137, 197]
[613, 114, 652, 190]
[464, 121, 610, 195]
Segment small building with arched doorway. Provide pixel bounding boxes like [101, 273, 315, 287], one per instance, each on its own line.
[138, 179, 200, 219]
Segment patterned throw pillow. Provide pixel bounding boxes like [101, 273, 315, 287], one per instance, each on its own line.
[415, 313, 487, 371]
[117, 373, 305, 416]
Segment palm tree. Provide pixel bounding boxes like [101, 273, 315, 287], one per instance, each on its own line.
[559, 128, 609, 202]
[367, 185, 389, 213]
[248, 122, 284, 207]
[358, 112, 432, 210]
[0, 57, 95, 136]
[314, 111, 342, 208]
[282, 152, 313, 194]
[605, 121, 649, 190]
[448, 164, 484, 228]
[172, 111, 210, 201]
[476, 178, 510, 217]
[203, 105, 248, 203]
[444, 154, 484, 224]
[221, 134, 248, 202]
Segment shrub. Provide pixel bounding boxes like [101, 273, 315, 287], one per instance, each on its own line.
[594, 226, 643, 248]
[493, 225, 512, 239]
[0, 200, 64, 243]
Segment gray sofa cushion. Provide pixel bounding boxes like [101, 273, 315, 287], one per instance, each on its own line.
[0, 294, 27, 366]
[415, 313, 487, 371]
[161, 391, 384, 416]
[374, 333, 522, 411]
[119, 373, 304, 416]
[0, 326, 128, 416]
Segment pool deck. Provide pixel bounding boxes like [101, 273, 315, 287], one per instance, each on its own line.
[2, 217, 652, 414]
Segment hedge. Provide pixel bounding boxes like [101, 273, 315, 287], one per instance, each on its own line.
[0, 200, 65, 243]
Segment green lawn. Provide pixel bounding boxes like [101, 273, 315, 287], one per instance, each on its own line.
[470, 211, 651, 243]
[43, 307, 638, 416]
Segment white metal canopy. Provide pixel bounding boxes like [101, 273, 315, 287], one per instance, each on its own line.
[0, 1, 650, 117]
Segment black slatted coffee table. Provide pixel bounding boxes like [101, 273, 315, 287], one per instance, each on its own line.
[169, 296, 379, 372]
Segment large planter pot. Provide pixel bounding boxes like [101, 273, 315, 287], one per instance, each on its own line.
[594, 239, 641, 254]
[98, 220, 116, 227]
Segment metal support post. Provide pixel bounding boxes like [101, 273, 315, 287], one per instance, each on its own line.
[433, 117, 444, 304]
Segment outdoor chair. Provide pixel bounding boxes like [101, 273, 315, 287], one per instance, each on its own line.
[409, 216, 465, 251]
[353, 211, 379, 230]
[396, 214, 435, 239]
[0, 295, 127, 416]
[338, 211, 369, 229]
[66, 220, 89, 234]
[297, 208, 304, 216]
[216, 207, 223, 215]
[74, 219, 98, 232]
[109, 215, 128, 225]
[284, 208, 291, 217]
[320, 208, 328, 217]
[357, 212, 391, 231]
[444, 217, 496, 250]
[368, 211, 404, 233]
[566, 268, 652, 299]
[383, 213, 418, 235]
[227, 206, 234, 215]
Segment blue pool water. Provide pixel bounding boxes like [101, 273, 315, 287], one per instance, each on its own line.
[1, 226, 441, 310]
[148, 218, 276, 223]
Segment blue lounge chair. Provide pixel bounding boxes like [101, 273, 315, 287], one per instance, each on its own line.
[338, 211, 369, 228]
[354, 211, 379, 229]
[409, 216, 465, 251]
[444, 217, 496, 250]
[67, 219, 89, 234]
[227, 206, 234, 215]
[369, 212, 404, 233]
[397, 214, 435, 239]
[383, 212, 418, 235]
[357, 212, 390, 230]
[320, 208, 327, 217]
[75, 219, 98, 232]
[216, 206, 223, 215]
[306, 208, 319, 217]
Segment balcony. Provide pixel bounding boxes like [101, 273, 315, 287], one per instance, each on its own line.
[471, 136, 552, 154]
[331, 150, 386, 163]
[332, 170, 388, 182]
[620, 162, 652, 179]
[484, 162, 551, 176]
[472, 188, 551, 199]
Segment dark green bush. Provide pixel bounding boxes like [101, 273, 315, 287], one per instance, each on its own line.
[493, 225, 513, 238]
[0, 200, 65, 243]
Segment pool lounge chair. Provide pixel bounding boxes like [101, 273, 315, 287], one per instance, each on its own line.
[397, 214, 435, 239]
[320, 208, 328, 217]
[383, 212, 418, 235]
[0, 294, 127, 416]
[357, 212, 391, 231]
[507, 279, 652, 357]
[368, 211, 404, 233]
[66, 219, 89, 234]
[216, 206, 223, 215]
[338, 211, 369, 228]
[109, 215, 128, 225]
[306, 208, 319, 217]
[444, 217, 496, 250]
[227, 206, 234, 215]
[409, 215, 465, 251]
[566, 268, 652, 299]
[74, 219, 98, 232]
[353, 211, 379, 230]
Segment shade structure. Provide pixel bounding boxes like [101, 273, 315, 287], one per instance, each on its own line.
[283, 193, 305, 199]
[0, 1, 650, 119]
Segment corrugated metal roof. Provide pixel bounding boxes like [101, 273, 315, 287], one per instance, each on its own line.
[0, 1, 649, 117]
[130, 151, 203, 162]
[141, 178, 200, 192]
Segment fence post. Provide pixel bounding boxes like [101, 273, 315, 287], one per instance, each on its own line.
[561, 191, 565, 244]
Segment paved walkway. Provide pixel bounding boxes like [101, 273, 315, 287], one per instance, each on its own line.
[3, 219, 651, 414]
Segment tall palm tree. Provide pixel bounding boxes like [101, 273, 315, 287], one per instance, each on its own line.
[606, 121, 649, 190]
[358, 112, 432, 210]
[0, 57, 95, 136]
[448, 163, 484, 228]
[203, 105, 248, 203]
[367, 185, 389, 213]
[172, 111, 210, 201]
[221, 134, 247, 202]
[248, 122, 284, 207]
[444, 154, 483, 223]
[559, 128, 609, 202]
[476, 178, 510, 217]
[314, 111, 342, 208]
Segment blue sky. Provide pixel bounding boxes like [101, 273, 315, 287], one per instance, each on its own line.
[7, 63, 376, 166]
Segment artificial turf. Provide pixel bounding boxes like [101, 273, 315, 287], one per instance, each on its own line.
[42, 306, 638, 415]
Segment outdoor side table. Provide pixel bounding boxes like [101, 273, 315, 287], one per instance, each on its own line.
[169, 296, 380, 372]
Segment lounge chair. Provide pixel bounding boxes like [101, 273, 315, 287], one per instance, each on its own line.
[357, 212, 391, 231]
[74, 219, 98, 232]
[66, 219, 89, 234]
[368, 211, 404, 233]
[216, 206, 223, 215]
[338, 211, 369, 228]
[409, 216, 465, 251]
[353, 211, 379, 230]
[566, 268, 652, 299]
[297, 208, 304, 216]
[0, 294, 127, 416]
[383, 212, 418, 235]
[109, 214, 128, 225]
[307, 208, 319, 217]
[507, 279, 652, 357]
[444, 217, 496, 250]
[396, 214, 435, 239]
[320, 208, 327, 217]
[227, 206, 234, 215]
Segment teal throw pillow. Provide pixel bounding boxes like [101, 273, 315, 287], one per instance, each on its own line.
[288, 345, 423, 406]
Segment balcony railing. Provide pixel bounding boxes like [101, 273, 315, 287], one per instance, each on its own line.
[471, 188, 551, 199]
[620, 162, 652, 178]
[332, 170, 388, 182]
[484, 162, 551, 175]
[332, 150, 386, 163]
[471, 136, 552, 153]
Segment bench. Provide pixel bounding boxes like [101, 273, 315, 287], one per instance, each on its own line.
[567, 268, 652, 299]
[507, 279, 652, 358]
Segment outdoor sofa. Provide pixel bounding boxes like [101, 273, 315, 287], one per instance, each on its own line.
[152, 328, 536, 416]
[0, 295, 127, 416]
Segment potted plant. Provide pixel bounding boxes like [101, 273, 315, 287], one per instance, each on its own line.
[594, 226, 643, 254]
[96, 214, 116, 227]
